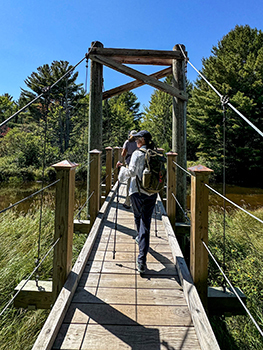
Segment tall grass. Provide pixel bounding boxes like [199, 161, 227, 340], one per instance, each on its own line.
[0, 204, 87, 350]
[208, 207, 263, 349]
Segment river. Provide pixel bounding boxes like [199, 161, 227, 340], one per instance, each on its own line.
[1, 182, 263, 213]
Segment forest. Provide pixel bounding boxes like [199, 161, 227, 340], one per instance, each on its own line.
[1, 25, 263, 187]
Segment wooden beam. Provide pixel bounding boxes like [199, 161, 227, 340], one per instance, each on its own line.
[14, 280, 53, 309]
[172, 44, 188, 222]
[52, 160, 77, 300]
[156, 197, 220, 350]
[102, 67, 172, 99]
[90, 55, 188, 101]
[88, 47, 185, 65]
[188, 165, 213, 310]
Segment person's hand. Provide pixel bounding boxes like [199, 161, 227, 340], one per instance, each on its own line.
[116, 161, 123, 168]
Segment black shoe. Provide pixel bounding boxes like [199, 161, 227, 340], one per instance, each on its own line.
[123, 204, 131, 209]
[137, 260, 146, 274]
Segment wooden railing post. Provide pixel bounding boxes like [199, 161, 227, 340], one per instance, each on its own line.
[52, 160, 78, 299]
[166, 152, 178, 228]
[89, 149, 101, 226]
[188, 164, 213, 309]
[105, 147, 113, 197]
[113, 147, 121, 184]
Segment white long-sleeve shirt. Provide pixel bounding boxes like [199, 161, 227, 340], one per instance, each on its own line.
[118, 145, 154, 196]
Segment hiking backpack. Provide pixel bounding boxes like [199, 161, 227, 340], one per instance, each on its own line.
[137, 148, 166, 194]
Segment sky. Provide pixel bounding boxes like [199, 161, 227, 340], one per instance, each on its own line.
[1, 0, 263, 111]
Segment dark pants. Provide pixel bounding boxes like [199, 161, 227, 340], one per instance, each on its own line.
[130, 192, 157, 264]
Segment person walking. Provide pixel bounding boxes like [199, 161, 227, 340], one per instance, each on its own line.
[117, 130, 157, 273]
[121, 130, 138, 209]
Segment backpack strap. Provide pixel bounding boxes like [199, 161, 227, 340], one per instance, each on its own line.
[136, 148, 147, 195]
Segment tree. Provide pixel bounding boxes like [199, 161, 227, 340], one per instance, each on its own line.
[187, 25, 263, 185]
[0, 94, 17, 135]
[102, 91, 141, 147]
[19, 61, 84, 153]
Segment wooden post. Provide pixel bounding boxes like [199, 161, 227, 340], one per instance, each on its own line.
[87, 41, 104, 216]
[89, 149, 101, 226]
[166, 152, 178, 228]
[172, 44, 187, 222]
[52, 160, 78, 300]
[105, 147, 113, 197]
[113, 147, 121, 184]
[188, 164, 213, 310]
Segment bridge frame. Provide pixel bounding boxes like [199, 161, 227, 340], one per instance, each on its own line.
[87, 42, 188, 223]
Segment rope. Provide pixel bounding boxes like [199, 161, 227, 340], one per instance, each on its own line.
[171, 192, 191, 224]
[202, 240, 263, 338]
[172, 160, 192, 177]
[205, 184, 263, 225]
[0, 179, 60, 215]
[0, 236, 61, 317]
[178, 45, 263, 139]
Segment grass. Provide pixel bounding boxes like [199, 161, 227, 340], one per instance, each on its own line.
[0, 204, 87, 350]
[208, 207, 263, 349]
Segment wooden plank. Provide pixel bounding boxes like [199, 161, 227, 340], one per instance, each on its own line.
[156, 197, 220, 350]
[136, 276, 181, 289]
[64, 303, 136, 324]
[88, 47, 185, 65]
[103, 66, 172, 99]
[72, 286, 136, 304]
[208, 286, 246, 316]
[90, 55, 188, 101]
[14, 280, 53, 309]
[137, 305, 192, 326]
[32, 181, 119, 350]
[73, 219, 90, 234]
[137, 288, 187, 305]
[70, 324, 200, 350]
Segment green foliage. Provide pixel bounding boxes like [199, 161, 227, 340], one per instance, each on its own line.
[208, 208, 263, 349]
[141, 87, 173, 149]
[103, 91, 140, 147]
[187, 25, 263, 185]
[0, 205, 88, 350]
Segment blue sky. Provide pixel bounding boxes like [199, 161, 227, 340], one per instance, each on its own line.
[1, 0, 263, 110]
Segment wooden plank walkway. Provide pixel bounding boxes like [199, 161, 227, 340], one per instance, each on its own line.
[51, 184, 201, 350]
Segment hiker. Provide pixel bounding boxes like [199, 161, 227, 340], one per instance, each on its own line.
[121, 130, 138, 209]
[117, 130, 157, 274]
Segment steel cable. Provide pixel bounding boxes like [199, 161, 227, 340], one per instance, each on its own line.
[0, 236, 61, 317]
[178, 44, 263, 138]
[0, 179, 60, 215]
[202, 240, 263, 338]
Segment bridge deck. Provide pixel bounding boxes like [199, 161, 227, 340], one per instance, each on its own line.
[51, 184, 201, 350]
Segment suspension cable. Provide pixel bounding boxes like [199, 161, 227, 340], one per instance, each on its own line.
[172, 160, 192, 177]
[0, 179, 60, 215]
[178, 45, 263, 139]
[221, 95, 228, 285]
[171, 192, 191, 224]
[202, 240, 263, 338]
[0, 42, 97, 128]
[205, 184, 263, 225]
[0, 236, 60, 317]
[35, 90, 50, 283]
[75, 191, 94, 220]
